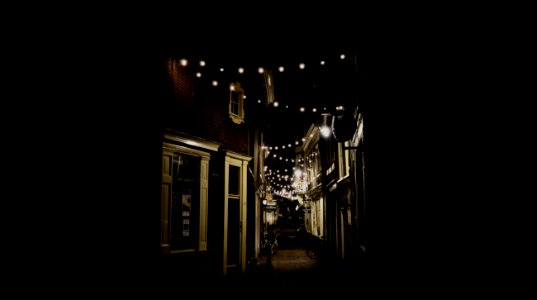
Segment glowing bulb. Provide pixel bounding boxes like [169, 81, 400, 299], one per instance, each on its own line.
[238, 67, 244, 74]
[258, 100, 261, 103]
[288, 144, 291, 147]
[320, 125, 331, 138]
[320, 60, 325, 65]
[312, 108, 317, 112]
[302, 138, 305, 142]
[299, 63, 305, 69]
[230, 84, 235, 91]
[273, 101, 279, 107]
[196, 72, 202, 78]
[180, 59, 188, 66]
[300, 107, 305, 112]
[279, 66, 284, 72]
[340, 54, 346, 60]
[295, 141, 299, 145]
[212, 80, 218, 86]
[220, 68, 224, 72]
[294, 169, 303, 177]
[200, 60, 206, 66]
[258, 67, 264, 74]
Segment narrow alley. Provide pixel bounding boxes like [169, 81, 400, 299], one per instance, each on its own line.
[218, 225, 369, 294]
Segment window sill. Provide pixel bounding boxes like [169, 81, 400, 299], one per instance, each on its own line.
[229, 114, 245, 124]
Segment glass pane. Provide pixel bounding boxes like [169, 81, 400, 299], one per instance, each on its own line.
[170, 153, 200, 250]
[232, 102, 239, 115]
[231, 91, 240, 115]
[228, 165, 240, 195]
[227, 198, 240, 265]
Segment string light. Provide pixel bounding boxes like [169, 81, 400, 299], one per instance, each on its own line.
[173, 53, 352, 99]
[171, 53, 352, 134]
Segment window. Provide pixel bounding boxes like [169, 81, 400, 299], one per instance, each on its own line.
[170, 153, 200, 251]
[338, 141, 351, 179]
[161, 137, 214, 254]
[307, 144, 321, 188]
[229, 82, 245, 124]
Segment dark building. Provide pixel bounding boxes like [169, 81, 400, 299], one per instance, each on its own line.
[158, 54, 270, 277]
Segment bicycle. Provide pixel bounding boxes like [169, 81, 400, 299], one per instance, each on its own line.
[261, 231, 279, 256]
[305, 235, 325, 259]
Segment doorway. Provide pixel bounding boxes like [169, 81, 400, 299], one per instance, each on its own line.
[223, 152, 251, 275]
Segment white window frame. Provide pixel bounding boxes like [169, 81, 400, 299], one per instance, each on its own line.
[223, 151, 252, 275]
[160, 133, 220, 254]
[229, 82, 245, 124]
[338, 141, 351, 181]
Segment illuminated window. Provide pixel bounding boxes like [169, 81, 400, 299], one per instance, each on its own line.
[229, 82, 245, 124]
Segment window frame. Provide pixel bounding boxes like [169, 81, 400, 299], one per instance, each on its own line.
[229, 82, 245, 124]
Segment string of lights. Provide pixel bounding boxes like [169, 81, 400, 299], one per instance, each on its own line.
[167, 50, 358, 199]
[170, 52, 349, 80]
[167, 52, 352, 113]
[263, 146, 321, 197]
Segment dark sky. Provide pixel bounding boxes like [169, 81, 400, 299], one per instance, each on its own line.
[162, 40, 362, 148]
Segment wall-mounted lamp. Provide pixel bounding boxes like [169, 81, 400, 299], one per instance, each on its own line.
[320, 113, 332, 138]
[331, 107, 358, 142]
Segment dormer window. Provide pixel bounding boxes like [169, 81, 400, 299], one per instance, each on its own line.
[229, 82, 245, 124]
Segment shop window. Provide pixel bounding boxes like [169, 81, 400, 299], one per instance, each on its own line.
[170, 153, 200, 251]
